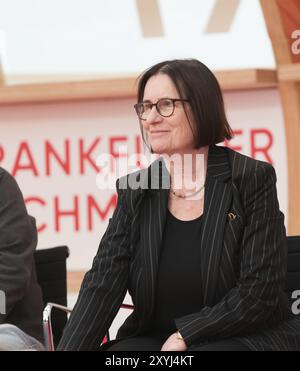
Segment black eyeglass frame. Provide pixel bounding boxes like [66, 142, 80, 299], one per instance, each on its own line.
[134, 98, 189, 120]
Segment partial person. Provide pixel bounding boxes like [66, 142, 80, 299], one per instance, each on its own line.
[0, 168, 44, 351]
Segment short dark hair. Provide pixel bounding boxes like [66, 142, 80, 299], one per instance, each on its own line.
[136, 59, 233, 149]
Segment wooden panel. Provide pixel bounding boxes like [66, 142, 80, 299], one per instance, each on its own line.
[260, 0, 300, 235]
[214, 69, 277, 90]
[278, 63, 300, 81]
[0, 77, 137, 105]
[261, 0, 300, 63]
[0, 69, 278, 105]
[260, 0, 293, 64]
[205, 0, 240, 34]
[279, 82, 300, 235]
[276, 0, 300, 63]
[135, 0, 164, 37]
[68, 271, 85, 293]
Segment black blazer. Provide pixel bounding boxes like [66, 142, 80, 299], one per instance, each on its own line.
[0, 168, 43, 342]
[58, 145, 300, 351]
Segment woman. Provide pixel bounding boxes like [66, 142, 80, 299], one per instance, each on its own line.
[58, 59, 300, 351]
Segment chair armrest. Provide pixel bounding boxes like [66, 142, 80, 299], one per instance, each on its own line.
[43, 302, 134, 350]
[102, 303, 134, 344]
[43, 303, 72, 351]
[120, 303, 134, 310]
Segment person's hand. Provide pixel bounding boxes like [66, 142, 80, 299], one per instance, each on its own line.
[160, 332, 187, 351]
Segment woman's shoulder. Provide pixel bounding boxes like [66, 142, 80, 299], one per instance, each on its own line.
[116, 165, 150, 215]
[115, 157, 167, 214]
[221, 146, 276, 189]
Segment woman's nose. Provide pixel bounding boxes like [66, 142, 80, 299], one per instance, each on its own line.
[145, 106, 162, 124]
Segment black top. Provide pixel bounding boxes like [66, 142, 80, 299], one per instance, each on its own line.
[152, 209, 204, 336]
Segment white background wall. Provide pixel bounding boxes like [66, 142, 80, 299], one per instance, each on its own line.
[0, 0, 274, 76]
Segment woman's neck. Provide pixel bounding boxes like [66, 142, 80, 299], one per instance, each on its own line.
[162, 146, 209, 192]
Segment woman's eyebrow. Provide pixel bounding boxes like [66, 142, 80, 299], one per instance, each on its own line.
[142, 97, 173, 103]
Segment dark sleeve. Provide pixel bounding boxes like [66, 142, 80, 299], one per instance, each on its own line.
[57, 180, 131, 351]
[0, 169, 37, 323]
[175, 164, 287, 346]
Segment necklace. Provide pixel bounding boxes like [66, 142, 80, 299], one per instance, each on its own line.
[170, 183, 205, 199]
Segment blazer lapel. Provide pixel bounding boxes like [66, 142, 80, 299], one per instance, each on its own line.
[138, 159, 170, 328]
[201, 145, 233, 306]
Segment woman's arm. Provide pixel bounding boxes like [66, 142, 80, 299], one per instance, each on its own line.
[174, 164, 287, 347]
[57, 179, 131, 351]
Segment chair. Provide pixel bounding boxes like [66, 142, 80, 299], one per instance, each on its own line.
[41, 236, 300, 351]
[43, 300, 133, 351]
[34, 246, 69, 350]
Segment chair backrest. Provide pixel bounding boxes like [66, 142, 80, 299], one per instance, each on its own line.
[286, 236, 300, 301]
[34, 246, 69, 348]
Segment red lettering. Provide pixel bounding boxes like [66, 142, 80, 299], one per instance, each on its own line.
[45, 140, 71, 176]
[87, 194, 117, 230]
[12, 142, 39, 177]
[110, 137, 128, 159]
[110, 137, 128, 173]
[224, 130, 243, 152]
[135, 135, 142, 168]
[251, 129, 274, 164]
[25, 197, 47, 233]
[79, 138, 101, 174]
[54, 196, 79, 232]
[0, 145, 4, 164]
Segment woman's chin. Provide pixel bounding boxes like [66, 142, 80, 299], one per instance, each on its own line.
[150, 137, 173, 153]
[151, 144, 170, 155]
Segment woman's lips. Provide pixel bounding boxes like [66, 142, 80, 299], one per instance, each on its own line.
[150, 131, 170, 136]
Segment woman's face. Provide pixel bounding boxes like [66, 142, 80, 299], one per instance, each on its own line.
[141, 73, 195, 155]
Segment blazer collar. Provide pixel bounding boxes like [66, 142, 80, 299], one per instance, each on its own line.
[141, 144, 231, 192]
[206, 145, 232, 183]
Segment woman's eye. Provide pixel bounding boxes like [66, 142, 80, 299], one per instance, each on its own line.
[161, 100, 172, 107]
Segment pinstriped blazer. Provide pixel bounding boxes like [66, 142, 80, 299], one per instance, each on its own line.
[58, 145, 300, 351]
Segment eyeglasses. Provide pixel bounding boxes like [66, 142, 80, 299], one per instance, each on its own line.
[134, 98, 189, 120]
